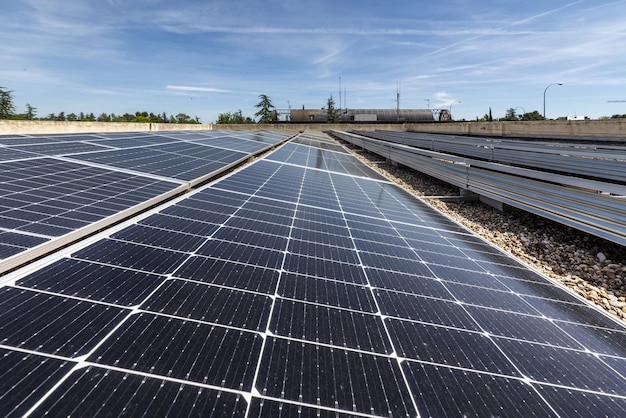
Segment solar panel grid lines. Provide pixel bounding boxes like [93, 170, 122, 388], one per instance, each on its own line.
[297, 162, 422, 416]
[0, 130, 294, 271]
[1, 131, 626, 416]
[27, 366, 249, 417]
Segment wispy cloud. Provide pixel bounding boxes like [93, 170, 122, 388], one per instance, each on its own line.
[166, 85, 231, 94]
[2, 0, 626, 121]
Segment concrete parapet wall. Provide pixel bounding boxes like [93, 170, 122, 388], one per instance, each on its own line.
[0, 121, 405, 134]
[407, 119, 626, 139]
[0, 120, 215, 135]
[2, 119, 625, 138]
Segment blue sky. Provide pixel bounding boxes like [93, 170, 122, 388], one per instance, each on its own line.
[2, 0, 626, 123]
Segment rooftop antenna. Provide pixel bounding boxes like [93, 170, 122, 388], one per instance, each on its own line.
[339, 77, 342, 111]
[396, 81, 401, 122]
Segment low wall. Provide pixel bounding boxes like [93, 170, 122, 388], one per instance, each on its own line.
[2, 119, 625, 139]
[0, 120, 215, 135]
[407, 119, 626, 139]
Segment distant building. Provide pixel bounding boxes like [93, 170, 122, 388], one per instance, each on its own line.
[557, 115, 590, 121]
[273, 108, 451, 123]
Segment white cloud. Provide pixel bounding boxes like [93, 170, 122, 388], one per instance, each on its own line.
[166, 85, 231, 93]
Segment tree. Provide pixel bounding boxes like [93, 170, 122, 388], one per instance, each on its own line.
[25, 103, 37, 120]
[216, 110, 253, 124]
[254, 94, 275, 124]
[326, 95, 340, 123]
[502, 108, 518, 121]
[67, 113, 78, 121]
[174, 113, 192, 124]
[0, 86, 16, 119]
[522, 110, 544, 121]
[97, 113, 111, 122]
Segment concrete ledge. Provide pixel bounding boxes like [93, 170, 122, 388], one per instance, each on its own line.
[3, 119, 625, 139]
[0, 120, 215, 135]
[407, 119, 626, 139]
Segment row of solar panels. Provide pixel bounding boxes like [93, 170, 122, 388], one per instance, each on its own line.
[352, 130, 626, 183]
[0, 130, 625, 416]
[332, 130, 626, 246]
[0, 130, 293, 274]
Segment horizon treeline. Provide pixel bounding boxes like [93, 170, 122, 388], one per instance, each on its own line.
[1, 87, 201, 123]
[13, 109, 201, 124]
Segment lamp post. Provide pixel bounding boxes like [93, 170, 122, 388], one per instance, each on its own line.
[516, 106, 526, 120]
[450, 101, 461, 120]
[543, 83, 562, 119]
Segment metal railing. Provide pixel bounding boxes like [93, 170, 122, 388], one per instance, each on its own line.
[352, 130, 626, 183]
[331, 130, 626, 246]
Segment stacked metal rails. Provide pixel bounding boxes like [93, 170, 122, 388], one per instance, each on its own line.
[331, 130, 626, 246]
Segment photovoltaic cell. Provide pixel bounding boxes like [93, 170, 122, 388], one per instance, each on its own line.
[17, 258, 166, 306]
[277, 272, 378, 312]
[71, 238, 190, 274]
[0, 287, 128, 357]
[402, 361, 557, 417]
[196, 239, 284, 269]
[174, 256, 280, 294]
[30, 366, 248, 417]
[0, 349, 75, 418]
[283, 253, 367, 284]
[255, 337, 416, 416]
[138, 213, 221, 236]
[385, 318, 520, 375]
[495, 338, 625, 395]
[141, 279, 273, 331]
[111, 224, 207, 252]
[375, 288, 481, 330]
[269, 299, 393, 354]
[248, 397, 356, 418]
[535, 385, 626, 417]
[88, 313, 263, 391]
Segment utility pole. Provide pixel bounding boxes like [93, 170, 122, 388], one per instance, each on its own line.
[339, 77, 342, 110]
[396, 81, 400, 122]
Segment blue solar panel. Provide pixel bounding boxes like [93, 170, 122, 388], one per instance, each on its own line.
[0, 130, 624, 416]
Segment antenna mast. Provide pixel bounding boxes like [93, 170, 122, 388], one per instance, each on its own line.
[396, 81, 401, 122]
[339, 77, 342, 110]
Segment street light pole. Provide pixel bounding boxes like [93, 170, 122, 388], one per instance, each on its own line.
[516, 106, 526, 120]
[450, 101, 461, 120]
[543, 83, 562, 119]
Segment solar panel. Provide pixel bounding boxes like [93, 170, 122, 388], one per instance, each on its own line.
[0, 130, 291, 272]
[0, 157, 181, 266]
[0, 130, 624, 416]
